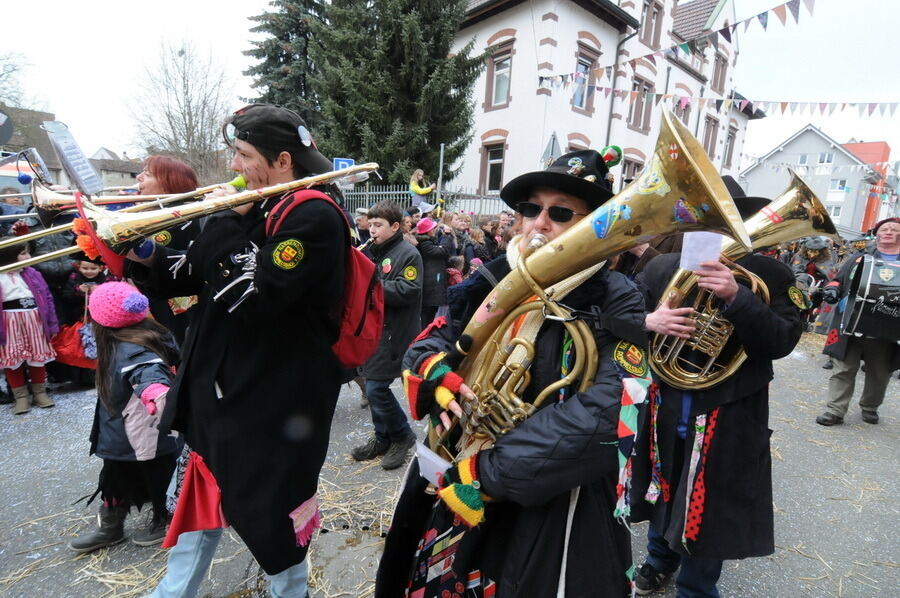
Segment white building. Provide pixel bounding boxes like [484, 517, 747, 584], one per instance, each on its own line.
[449, 0, 763, 196]
[740, 124, 886, 236]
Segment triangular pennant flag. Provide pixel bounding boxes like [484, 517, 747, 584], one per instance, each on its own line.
[880, 103, 888, 116]
[787, 0, 801, 23]
[715, 99, 724, 112]
[604, 87, 612, 99]
[780, 101, 789, 114]
[630, 91, 639, 104]
[802, 0, 815, 16]
[720, 26, 732, 43]
[868, 103, 878, 116]
[772, 5, 788, 26]
[744, 19, 752, 33]
[655, 93, 665, 106]
[699, 98, 708, 109]
[739, 99, 749, 112]
[645, 92, 655, 104]
[890, 103, 898, 117]
[606, 66, 613, 80]
[758, 11, 769, 30]
[708, 32, 719, 51]
[819, 102, 827, 115]
[593, 67, 602, 81]
[789, 102, 798, 114]
[679, 42, 691, 54]
[723, 99, 733, 113]
[680, 95, 690, 110]
[647, 54, 656, 67]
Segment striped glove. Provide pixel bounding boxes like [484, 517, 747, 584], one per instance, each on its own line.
[437, 455, 490, 528]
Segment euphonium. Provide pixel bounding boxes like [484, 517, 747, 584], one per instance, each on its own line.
[432, 110, 752, 462]
[0, 164, 378, 275]
[649, 169, 839, 390]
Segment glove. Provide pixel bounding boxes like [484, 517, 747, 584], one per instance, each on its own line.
[822, 286, 840, 304]
[139, 383, 168, 415]
[437, 454, 490, 527]
[402, 335, 472, 421]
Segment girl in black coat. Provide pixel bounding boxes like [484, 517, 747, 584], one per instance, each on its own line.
[414, 218, 449, 325]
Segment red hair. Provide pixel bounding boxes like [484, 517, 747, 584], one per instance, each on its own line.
[144, 155, 198, 194]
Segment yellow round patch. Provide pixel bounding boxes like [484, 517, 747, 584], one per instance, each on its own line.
[272, 239, 304, 270]
[613, 341, 648, 377]
[153, 230, 173, 246]
[403, 265, 418, 281]
[788, 286, 807, 310]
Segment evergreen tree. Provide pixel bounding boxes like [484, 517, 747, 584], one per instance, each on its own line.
[244, 0, 323, 129]
[309, 0, 484, 183]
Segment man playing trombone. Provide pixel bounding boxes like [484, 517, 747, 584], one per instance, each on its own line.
[129, 104, 346, 598]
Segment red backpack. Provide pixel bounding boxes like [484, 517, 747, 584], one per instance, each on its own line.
[266, 189, 384, 369]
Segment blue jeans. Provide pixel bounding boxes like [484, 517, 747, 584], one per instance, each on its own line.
[366, 378, 413, 442]
[149, 529, 309, 598]
[646, 525, 723, 598]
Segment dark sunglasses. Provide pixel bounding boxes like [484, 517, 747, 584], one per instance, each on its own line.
[515, 202, 588, 223]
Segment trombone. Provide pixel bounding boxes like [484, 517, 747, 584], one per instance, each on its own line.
[0, 175, 246, 248]
[0, 163, 378, 274]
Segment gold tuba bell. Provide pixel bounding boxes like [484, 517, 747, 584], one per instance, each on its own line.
[649, 169, 840, 390]
[432, 110, 752, 462]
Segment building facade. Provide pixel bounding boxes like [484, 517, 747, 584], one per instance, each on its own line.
[450, 0, 761, 195]
[740, 124, 897, 235]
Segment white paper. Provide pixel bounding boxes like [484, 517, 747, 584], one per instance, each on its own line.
[680, 232, 724, 271]
[416, 442, 451, 485]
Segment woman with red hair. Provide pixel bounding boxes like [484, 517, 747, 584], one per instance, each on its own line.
[137, 156, 199, 197]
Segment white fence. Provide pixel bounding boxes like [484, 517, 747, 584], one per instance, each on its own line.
[341, 184, 509, 217]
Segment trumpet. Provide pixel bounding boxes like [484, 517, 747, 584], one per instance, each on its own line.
[0, 175, 246, 249]
[0, 164, 378, 275]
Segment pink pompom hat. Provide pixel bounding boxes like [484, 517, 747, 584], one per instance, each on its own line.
[88, 282, 150, 328]
[416, 218, 438, 235]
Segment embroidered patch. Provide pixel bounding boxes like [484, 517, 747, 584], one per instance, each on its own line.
[879, 267, 895, 282]
[403, 265, 418, 280]
[788, 286, 807, 309]
[153, 230, 173, 246]
[381, 257, 392, 274]
[613, 341, 648, 377]
[272, 239, 304, 270]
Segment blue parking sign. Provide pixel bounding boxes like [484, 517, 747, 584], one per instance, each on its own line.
[333, 157, 355, 171]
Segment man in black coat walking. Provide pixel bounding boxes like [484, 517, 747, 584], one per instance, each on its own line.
[130, 104, 345, 598]
[352, 200, 424, 470]
[631, 186, 804, 597]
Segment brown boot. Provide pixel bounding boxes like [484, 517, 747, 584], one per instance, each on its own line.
[12, 386, 31, 415]
[30, 382, 54, 408]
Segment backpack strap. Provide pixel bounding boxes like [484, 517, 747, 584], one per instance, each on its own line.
[265, 188, 351, 246]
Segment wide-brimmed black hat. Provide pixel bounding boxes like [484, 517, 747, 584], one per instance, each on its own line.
[500, 150, 614, 211]
[223, 104, 333, 175]
[721, 176, 770, 220]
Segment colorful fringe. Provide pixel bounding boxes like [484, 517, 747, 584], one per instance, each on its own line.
[613, 375, 653, 520]
[289, 495, 321, 547]
[644, 383, 670, 505]
[683, 408, 719, 542]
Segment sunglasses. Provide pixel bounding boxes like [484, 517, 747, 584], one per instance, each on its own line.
[515, 202, 588, 223]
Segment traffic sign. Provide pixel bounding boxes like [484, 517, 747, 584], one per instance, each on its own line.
[333, 157, 355, 171]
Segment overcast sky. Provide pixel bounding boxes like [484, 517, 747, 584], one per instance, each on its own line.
[4, 0, 899, 167]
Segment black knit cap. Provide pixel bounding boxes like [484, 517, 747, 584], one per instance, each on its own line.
[500, 149, 614, 211]
[223, 104, 333, 175]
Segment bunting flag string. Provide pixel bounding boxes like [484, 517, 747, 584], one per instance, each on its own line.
[532, 79, 900, 120]
[747, 159, 900, 176]
[536, 0, 816, 84]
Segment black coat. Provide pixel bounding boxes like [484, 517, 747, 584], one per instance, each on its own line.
[362, 230, 423, 380]
[130, 191, 345, 575]
[414, 233, 449, 308]
[630, 253, 803, 559]
[822, 248, 900, 370]
[376, 258, 648, 598]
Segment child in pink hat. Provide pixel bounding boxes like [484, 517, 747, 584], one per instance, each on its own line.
[69, 282, 182, 554]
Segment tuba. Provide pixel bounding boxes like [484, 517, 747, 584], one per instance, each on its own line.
[431, 110, 752, 462]
[649, 169, 839, 390]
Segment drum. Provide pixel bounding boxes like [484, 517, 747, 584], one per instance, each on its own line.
[841, 255, 900, 342]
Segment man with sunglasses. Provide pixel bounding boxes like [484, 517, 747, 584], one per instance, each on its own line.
[129, 104, 345, 598]
[376, 150, 650, 597]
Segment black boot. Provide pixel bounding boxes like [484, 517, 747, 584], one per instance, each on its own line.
[132, 509, 169, 546]
[68, 505, 127, 554]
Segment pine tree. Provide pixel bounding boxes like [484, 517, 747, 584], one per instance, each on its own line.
[244, 0, 323, 129]
[309, 0, 484, 183]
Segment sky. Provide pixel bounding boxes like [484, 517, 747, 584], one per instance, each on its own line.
[3, 0, 899, 168]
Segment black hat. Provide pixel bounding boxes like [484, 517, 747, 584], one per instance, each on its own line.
[500, 149, 614, 211]
[223, 104, 333, 175]
[721, 176, 770, 220]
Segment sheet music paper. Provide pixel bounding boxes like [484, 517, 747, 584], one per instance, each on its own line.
[680, 232, 725, 271]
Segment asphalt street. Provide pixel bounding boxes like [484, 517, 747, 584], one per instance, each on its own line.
[0, 332, 896, 597]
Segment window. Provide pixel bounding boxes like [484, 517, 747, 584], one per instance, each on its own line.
[818, 152, 834, 164]
[723, 127, 738, 168]
[711, 54, 728, 94]
[627, 77, 654, 132]
[622, 159, 644, 186]
[572, 50, 597, 112]
[673, 100, 691, 126]
[829, 178, 847, 190]
[703, 116, 719, 158]
[484, 41, 514, 111]
[482, 144, 505, 193]
[798, 154, 808, 165]
[827, 205, 842, 218]
[640, 1, 664, 48]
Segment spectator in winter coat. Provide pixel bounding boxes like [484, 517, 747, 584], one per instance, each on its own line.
[414, 218, 449, 325]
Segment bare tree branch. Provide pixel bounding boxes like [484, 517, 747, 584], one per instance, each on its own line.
[0, 52, 27, 107]
[130, 41, 234, 183]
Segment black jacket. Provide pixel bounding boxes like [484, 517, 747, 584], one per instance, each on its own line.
[130, 191, 345, 575]
[363, 231, 423, 380]
[377, 258, 648, 598]
[414, 233, 449, 308]
[630, 253, 803, 559]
